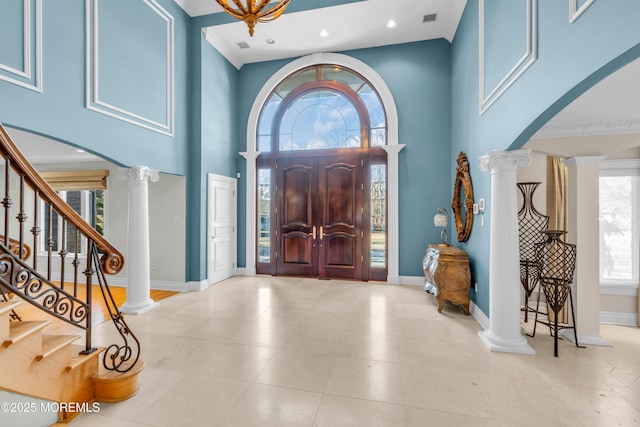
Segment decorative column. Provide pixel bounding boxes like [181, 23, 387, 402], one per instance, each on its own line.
[562, 156, 611, 346]
[479, 149, 535, 355]
[240, 151, 261, 276]
[381, 144, 405, 285]
[118, 165, 160, 314]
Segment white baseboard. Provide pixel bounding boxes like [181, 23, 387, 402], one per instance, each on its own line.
[600, 311, 638, 327]
[397, 275, 424, 286]
[93, 277, 191, 292]
[186, 280, 210, 291]
[471, 300, 490, 330]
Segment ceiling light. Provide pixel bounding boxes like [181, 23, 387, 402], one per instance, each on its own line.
[320, 30, 329, 38]
[214, 0, 290, 37]
[266, 38, 275, 45]
[76, 149, 85, 153]
[386, 19, 397, 28]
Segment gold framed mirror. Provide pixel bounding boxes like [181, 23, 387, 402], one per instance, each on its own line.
[452, 151, 474, 242]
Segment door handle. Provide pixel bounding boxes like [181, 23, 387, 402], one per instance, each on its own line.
[312, 226, 316, 240]
[320, 226, 324, 240]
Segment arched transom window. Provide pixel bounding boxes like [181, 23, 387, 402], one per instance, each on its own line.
[257, 65, 387, 152]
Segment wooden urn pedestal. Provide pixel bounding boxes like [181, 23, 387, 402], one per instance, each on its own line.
[423, 244, 471, 315]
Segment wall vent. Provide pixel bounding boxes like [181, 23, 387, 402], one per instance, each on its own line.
[423, 13, 437, 23]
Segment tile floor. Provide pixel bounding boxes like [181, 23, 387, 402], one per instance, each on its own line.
[75, 276, 640, 426]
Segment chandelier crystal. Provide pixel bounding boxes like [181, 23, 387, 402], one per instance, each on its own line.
[215, 0, 291, 37]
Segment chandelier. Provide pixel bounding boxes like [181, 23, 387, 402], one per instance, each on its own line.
[214, 0, 291, 37]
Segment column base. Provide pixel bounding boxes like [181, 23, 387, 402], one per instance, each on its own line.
[479, 330, 536, 355]
[120, 299, 159, 315]
[559, 329, 613, 347]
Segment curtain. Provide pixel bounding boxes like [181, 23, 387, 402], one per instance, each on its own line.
[546, 156, 569, 323]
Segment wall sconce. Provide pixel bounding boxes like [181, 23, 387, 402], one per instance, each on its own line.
[434, 208, 448, 246]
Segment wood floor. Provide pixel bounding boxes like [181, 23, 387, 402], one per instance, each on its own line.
[7, 286, 177, 335]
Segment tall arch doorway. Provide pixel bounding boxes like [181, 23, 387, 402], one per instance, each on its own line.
[241, 53, 403, 284]
[256, 65, 387, 281]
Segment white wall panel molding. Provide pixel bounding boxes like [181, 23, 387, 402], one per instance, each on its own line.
[534, 119, 640, 138]
[479, 0, 538, 115]
[570, 0, 596, 23]
[85, 0, 175, 136]
[0, 0, 42, 92]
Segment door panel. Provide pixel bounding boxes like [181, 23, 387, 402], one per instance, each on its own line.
[277, 158, 317, 276]
[318, 156, 362, 279]
[208, 174, 237, 285]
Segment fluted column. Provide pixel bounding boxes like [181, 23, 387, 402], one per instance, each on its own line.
[118, 165, 160, 314]
[478, 149, 535, 355]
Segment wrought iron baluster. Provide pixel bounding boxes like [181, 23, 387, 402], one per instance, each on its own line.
[17, 174, 27, 259]
[73, 227, 80, 297]
[81, 243, 96, 355]
[31, 190, 40, 271]
[59, 219, 67, 291]
[2, 157, 11, 246]
[47, 203, 54, 281]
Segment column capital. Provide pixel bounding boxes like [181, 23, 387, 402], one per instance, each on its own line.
[118, 165, 160, 183]
[380, 144, 406, 157]
[239, 151, 261, 162]
[479, 149, 531, 173]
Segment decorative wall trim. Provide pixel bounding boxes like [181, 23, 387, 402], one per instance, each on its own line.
[600, 311, 638, 327]
[0, 0, 42, 92]
[444, 0, 468, 43]
[204, 27, 243, 70]
[569, 0, 596, 23]
[479, 0, 538, 115]
[471, 300, 490, 331]
[85, 0, 175, 136]
[534, 119, 640, 138]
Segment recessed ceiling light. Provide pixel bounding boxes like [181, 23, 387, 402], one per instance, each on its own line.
[387, 19, 397, 28]
[266, 38, 275, 44]
[76, 149, 85, 153]
[319, 30, 329, 38]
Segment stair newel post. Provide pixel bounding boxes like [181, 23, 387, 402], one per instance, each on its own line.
[81, 241, 97, 355]
[2, 157, 12, 247]
[31, 190, 40, 271]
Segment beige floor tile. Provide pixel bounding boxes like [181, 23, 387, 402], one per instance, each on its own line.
[313, 394, 405, 427]
[229, 319, 301, 347]
[220, 383, 323, 427]
[190, 342, 277, 381]
[404, 406, 500, 427]
[255, 349, 337, 392]
[325, 357, 404, 404]
[182, 316, 253, 342]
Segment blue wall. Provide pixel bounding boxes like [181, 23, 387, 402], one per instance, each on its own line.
[236, 40, 452, 276]
[451, 0, 640, 315]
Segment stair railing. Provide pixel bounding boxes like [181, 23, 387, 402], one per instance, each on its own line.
[0, 123, 139, 372]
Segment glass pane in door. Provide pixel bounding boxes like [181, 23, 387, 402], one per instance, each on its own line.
[258, 168, 271, 262]
[371, 164, 386, 268]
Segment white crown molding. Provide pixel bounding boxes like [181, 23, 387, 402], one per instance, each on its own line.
[85, 0, 175, 136]
[0, 0, 42, 92]
[173, 0, 220, 17]
[204, 28, 243, 70]
[569, 0, 596, 23]
[533, 119, 640, 139]
[479, 0, 538, 115]
[444, 0, 468, 43]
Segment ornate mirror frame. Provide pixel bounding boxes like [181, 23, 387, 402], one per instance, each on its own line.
[452, 151, 474, 242]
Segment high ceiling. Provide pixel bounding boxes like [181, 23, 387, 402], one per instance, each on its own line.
[7, 1, 640, 162]
[176, 0, 467, 68]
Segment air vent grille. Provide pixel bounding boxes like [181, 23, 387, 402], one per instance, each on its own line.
[423, 13, 437, 23]
[237, 41, 250, 49]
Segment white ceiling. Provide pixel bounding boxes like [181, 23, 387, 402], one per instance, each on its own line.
[6, 128, 102, 165]
[177, 0, 467, 69]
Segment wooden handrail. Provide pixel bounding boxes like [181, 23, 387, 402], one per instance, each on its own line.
[0, 124, 124, 274]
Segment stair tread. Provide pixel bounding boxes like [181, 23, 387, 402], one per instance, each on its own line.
[66, 345, 106, 371]
[0, 299, 22, 316]
[3, 320, 51, 347]
[36, 334, 81, 360]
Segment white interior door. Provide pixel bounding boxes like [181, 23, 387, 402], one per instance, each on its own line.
[208, 173, 237, 285]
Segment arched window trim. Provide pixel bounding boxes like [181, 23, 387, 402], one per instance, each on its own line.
[270, 80, 372, 153]
[241, 52, 404, 284]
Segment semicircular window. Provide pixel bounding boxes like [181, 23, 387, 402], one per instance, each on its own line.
[257, 65, 387, 152]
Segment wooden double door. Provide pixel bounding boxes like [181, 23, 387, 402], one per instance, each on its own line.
[276, 155, 364, 280]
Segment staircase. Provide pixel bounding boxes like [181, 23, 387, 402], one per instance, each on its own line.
[0, 123, 143, 424]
